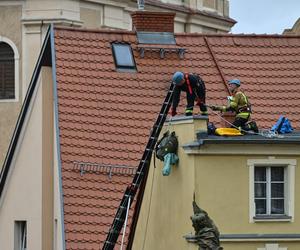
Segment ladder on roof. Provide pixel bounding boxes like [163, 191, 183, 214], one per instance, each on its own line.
[102, 81, 175, 250]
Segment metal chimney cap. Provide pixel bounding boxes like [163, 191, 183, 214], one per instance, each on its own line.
[137, 0, 145, 10]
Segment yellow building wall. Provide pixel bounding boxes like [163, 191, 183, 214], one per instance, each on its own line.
[195, 155, 300, 234]
[133, 117, 300, 250]
[0, 5, 22, 170]
[132, 117, 206, 250]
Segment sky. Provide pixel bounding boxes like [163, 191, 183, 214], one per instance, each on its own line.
[229, 0, 300, 34]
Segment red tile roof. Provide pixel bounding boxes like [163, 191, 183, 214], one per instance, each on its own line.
[54, 27, 300, 249]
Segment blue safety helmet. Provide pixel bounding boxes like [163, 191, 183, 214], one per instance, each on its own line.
[172, 71, 184, 85]
[228, 79, 241, 87]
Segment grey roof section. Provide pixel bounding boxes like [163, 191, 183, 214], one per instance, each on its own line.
[184, 233, 300, 242]
[137, 32, 176, 45]
[220, 234, 300, 240]
[183, 131, 300, 150]
[183, 234, 300, 242]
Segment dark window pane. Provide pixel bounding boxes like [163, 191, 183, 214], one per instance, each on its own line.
[0, 42, 14, 99]
[255, 199, 266, 214]
[255, 167, 266, 181]
[271, 183, 284, 198]
[112, 44, 135, 68]
[0, 42, 14, 59]
[271, 199, 284, 214]
[255, 183, 266, 198]
[271, 167, 284, 181]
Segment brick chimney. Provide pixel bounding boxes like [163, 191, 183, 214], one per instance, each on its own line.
[131, 11, 175, 33]
[221, 111, 235, 127]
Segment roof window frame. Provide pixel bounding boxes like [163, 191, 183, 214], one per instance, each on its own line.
[111, 42, 137, 72]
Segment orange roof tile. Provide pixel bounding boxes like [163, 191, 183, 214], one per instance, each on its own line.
[54, 27, 300, 249]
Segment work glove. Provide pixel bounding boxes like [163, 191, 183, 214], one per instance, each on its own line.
[210, 105, 220, 111]
[170, 107, 177, 116]
[195, 97, 202, 106]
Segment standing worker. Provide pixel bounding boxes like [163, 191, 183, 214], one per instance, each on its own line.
[171, 71, 207, 116]
[210, 79, 258, 132]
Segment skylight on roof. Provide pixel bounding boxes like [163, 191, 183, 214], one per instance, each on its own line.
[112, 43, 136, 71]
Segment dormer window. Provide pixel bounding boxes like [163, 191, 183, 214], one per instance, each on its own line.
[111, 43, 136, 72]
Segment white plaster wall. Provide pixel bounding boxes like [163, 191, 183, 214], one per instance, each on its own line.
[22, 25, 43, 101]
[0, 75, 43, 250]
[103, 5, 125, 29]
[23, 0, 80, 21]
[53, 109, 64, 250]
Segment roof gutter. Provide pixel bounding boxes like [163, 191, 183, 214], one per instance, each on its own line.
[0, 26, 52, 202]
[50, 24, 66, 250]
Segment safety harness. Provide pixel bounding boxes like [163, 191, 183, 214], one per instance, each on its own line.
[236, 92, 251, 119]
[185, 73, 193, 95]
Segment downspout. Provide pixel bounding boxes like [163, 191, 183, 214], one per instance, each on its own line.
[204, 36, 231, 94]
[50, 24, 66, 250]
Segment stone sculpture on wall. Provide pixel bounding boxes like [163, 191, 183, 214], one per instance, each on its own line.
[190, 198, 223, 250]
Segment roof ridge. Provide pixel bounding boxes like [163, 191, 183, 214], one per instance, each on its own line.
[54, 25, 300, 39]
[54, 25, 135, 35]
[175, 32, 300, 38]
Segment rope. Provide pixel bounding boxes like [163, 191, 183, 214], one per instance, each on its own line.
[208, 107, 286, 139]
[142, 157, 156, 250]
[120, 196, 131, 250]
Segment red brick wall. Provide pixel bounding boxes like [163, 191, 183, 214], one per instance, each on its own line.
[221, 111, 236, 127]
[131, 11, 175, 33]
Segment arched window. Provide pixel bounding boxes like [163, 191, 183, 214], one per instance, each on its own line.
[0, 42, 15, 99]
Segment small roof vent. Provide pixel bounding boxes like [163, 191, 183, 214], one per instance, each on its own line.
[137, 0, 145, 10]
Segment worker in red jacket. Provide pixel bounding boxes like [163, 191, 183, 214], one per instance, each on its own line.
[171, 71, 207, 116]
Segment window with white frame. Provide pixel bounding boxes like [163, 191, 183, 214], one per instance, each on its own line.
[14, 221, 27, 250]
[248, 158, 296, 222]
[255, 166, 285, 215]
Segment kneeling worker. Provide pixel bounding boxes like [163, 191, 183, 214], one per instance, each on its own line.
[211, 79, 258, 132]
[171, 71, 207, 116]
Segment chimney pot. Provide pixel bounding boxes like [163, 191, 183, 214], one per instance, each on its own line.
[137, 0, 145, 10]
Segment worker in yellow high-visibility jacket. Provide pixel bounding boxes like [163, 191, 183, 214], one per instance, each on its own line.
[211, 79, 258, 132]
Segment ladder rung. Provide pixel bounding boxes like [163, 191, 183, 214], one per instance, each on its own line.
[109, 228, 118, 234]
[104, 241, 114, 245]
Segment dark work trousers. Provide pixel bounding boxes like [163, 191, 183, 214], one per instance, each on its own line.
[231, 116, 250, 131]
[186, 90, 207, 113]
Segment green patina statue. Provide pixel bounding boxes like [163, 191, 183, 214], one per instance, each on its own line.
[190, 198, 223, 250]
